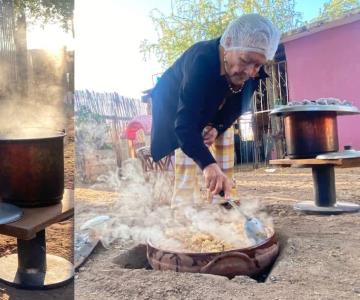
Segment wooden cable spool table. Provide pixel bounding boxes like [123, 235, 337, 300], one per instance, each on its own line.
[269, 157, 360, 214]
[0, 189, 74, 289]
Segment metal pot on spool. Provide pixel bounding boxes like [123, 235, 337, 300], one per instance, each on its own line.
[0, 128, 65, 207]
[283, 111, 339, 158]
[270, 103, 360, 158]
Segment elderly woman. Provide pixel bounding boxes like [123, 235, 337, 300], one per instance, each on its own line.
[150, 14, 280, 207]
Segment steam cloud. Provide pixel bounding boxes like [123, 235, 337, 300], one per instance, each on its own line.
[0, 94, 66, 138]
[86, 159, 274, 252]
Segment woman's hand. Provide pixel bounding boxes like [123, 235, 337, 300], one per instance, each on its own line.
[203, 163, 232, 198]
[203, 126, 218, 147]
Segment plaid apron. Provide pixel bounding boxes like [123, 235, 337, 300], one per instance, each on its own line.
[172, 126, 236, 208]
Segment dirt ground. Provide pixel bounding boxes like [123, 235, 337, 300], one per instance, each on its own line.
[0, 113, 74, 300]
[75, 166, 360, 300]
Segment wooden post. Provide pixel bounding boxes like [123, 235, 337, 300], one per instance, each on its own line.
[111, 121, 123, 167]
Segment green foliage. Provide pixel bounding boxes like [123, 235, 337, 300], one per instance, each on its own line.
[13, 0, 74, 31]
[318, 0, 360, 20]
[140, 0, 303, 68]
[75, 105, 111, 151]
[75, 105, 105, 124]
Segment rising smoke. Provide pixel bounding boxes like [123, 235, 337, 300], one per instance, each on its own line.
[86, 159, 274, 252]
[0, 48, 70, 137]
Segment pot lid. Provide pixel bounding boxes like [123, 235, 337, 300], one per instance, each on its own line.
[270, 104, 360, 116]
[270, 98, 360, 116]
[316, 149, 360, 159]
[0, 127, 65, 141]
[0, 202, 23, 225]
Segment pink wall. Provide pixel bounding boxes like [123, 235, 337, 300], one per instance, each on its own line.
[284, 20, 360, 150]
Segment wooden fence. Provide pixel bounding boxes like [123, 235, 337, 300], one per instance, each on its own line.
[75, 90, 147, 134]
[74, 90, 149, 168]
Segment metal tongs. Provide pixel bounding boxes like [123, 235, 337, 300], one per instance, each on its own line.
[219, 191, 267, 244]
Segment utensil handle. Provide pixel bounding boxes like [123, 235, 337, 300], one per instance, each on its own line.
[218, 191, 248, 218]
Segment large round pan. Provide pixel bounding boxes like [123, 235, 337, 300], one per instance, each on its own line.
[147, 231, 279, 278]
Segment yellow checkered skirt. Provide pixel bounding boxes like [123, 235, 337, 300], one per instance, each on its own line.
[172, 126, 236, 208]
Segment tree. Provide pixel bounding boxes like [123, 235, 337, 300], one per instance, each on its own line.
[11, 0, 74, 96]
[318, 0, 360, 20]
[140, 0, 303, 68]
[14, 0, 74, 32]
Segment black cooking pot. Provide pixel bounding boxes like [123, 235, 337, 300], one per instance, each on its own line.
[0, 128, 65, 207]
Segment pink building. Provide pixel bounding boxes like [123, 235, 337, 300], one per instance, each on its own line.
[282, 11, 360, 150]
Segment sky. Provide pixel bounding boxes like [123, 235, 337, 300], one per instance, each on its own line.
[27, 0, 330, 99]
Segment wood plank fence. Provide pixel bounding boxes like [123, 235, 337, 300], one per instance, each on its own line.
[74, 89, 147, 134]
[74, 90, 148, 168]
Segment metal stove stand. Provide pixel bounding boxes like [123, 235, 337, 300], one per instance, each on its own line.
[270, 158, 360, 214]
[0, 189, 74, 289]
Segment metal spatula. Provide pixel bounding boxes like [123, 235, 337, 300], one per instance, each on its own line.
[219, 191, 267, 243]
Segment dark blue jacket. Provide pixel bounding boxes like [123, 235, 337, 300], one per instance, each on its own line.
[150, 37, 266, 170]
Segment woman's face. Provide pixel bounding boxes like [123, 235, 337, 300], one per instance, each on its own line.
[224, 50, 267, 86]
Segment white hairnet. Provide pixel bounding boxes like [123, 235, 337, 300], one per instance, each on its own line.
[220, 14, 281, 60]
